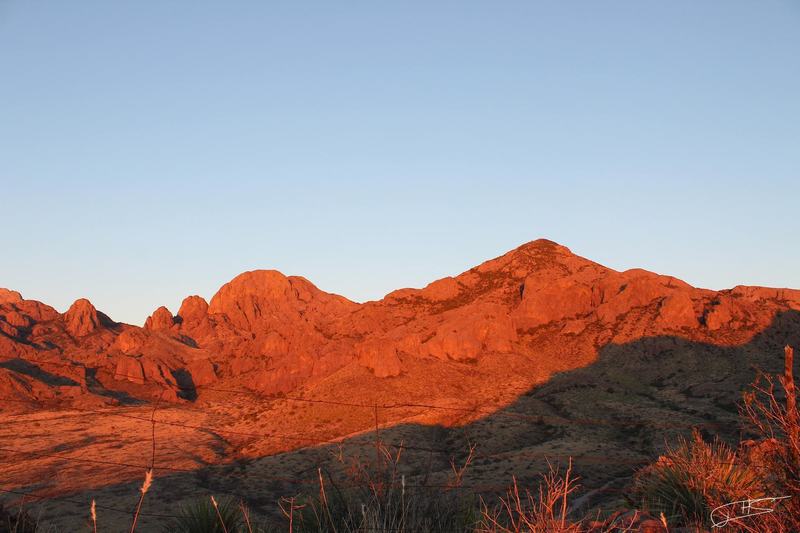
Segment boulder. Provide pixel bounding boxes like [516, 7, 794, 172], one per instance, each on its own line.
[656, 292, 698, 329]
[115, 329, 147, 355]
[425, 327, 483, 361]
[424, 307, 517, 361]
[515, 277, 593, 328]
[186, 359, 217, 386]
[141, 360, 177, 387]
[114, 356, 145, 384]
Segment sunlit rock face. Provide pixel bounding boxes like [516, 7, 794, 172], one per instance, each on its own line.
[63, 298, 103, 337]
[1, 238, 798, 406]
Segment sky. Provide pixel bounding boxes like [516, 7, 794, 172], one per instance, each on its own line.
[1, 1, 799, 325]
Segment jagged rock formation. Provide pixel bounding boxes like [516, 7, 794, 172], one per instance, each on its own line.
[2, 239, 799, 409]
[63, 299, 103, 337]
[144, 306, 175, 331]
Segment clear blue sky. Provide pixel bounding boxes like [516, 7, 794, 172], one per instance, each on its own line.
[1, 1, 798, 325]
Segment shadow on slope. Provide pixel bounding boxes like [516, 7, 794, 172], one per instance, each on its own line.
[13, 310, 800, 530]
[0, 358, 81, 387]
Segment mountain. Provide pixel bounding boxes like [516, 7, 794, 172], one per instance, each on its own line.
[4, 239, 800, 529]
[2, 239, 799, 411]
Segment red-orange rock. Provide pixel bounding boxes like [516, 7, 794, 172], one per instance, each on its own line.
[64, 299, 102, 337]
[144, 306, 175, 330]
[1, 237, 797, 411]
[114, 356, 145, 384]
[357, 340, 402, 378]
[3, 311, 31, 328]
[515, 277, 593, 329]
[246, 368, 303, 394]
[419, 277, 462, 302]
[705, 298, 735, 330]
[177, 295, 209, 323]
[115, 329, 147, 355]
[656, 292, 698, 329]
[186, 359, 217, 386]
[595, 271, 679, 323]
[424, 305, 516, 361]
[730, 285, 800, 304]
[260, 331, 289, 355]
[141, 360, 177, 387]
[0, 288, 23, 304]
[207, 270, 355, 331]
[0, 319, 19, 338]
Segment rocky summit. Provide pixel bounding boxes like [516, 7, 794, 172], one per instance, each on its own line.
[2, 239, 799, 407]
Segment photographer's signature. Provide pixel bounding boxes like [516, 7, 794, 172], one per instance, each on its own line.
[711, 496, 791, 528]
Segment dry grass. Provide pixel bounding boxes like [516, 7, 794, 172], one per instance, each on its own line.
[738, 345, 800, 531]
[286, 439, 478, 532]
[129, 469, 153, 533]
[476, 461, 644, 533]
[477, 461, 582, 533]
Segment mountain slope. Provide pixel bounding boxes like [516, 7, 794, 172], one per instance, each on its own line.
[2, 239, 800, 411]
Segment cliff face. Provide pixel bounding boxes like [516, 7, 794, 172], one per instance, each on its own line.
[2, 239, 799, 408]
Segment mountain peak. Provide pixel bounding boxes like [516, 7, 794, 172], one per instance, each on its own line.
[0, 288, 23, 304]
[144, 306, 175, 331]
[177, 295, 209, 322]
[63, 298, 102, 337]
[208, 270, 295, 311]
[472, 238, 587, 280]
[516, 238, 571, 253]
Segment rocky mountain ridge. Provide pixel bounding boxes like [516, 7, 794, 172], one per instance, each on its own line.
[2, 239, 799, 409]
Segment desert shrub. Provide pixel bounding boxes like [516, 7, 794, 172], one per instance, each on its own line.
[476, 461, 582, 533]
[630, 429, 763, 529]
[476, 460, 642, 533]
[287, 441, 478, 532]
[165, 496, 242, 533]
[739, 345, 800, 531]
[0, 503, 38, 533]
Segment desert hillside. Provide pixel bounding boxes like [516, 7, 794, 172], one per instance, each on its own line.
[2, 239, 799, 529]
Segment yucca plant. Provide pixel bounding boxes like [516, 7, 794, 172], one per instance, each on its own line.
[630, 429, 763, 528]
[291, 441, 478, 532]
[166, 496, 242, 533]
